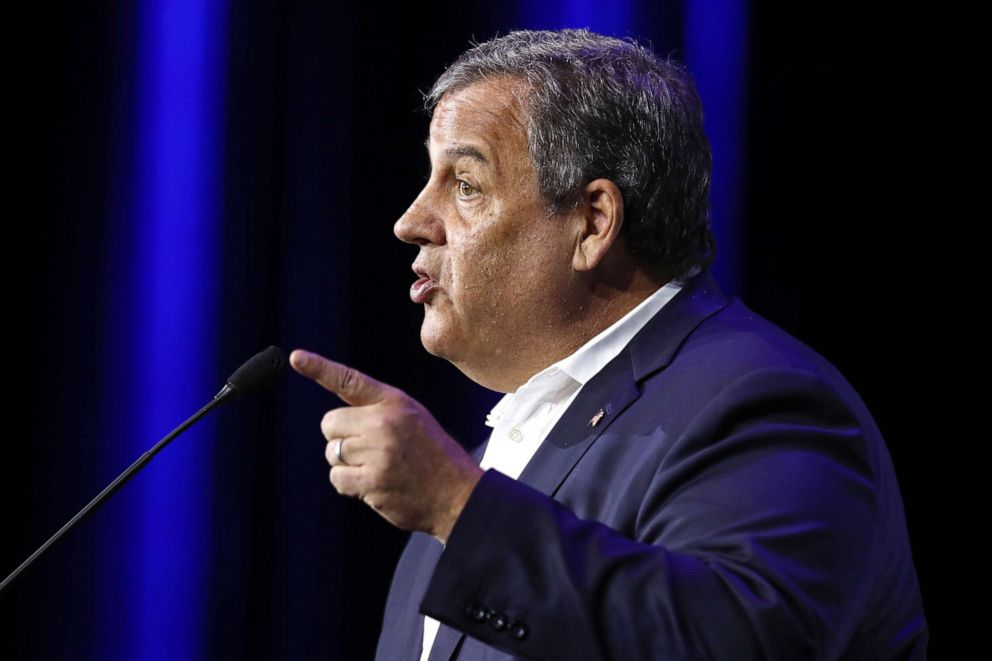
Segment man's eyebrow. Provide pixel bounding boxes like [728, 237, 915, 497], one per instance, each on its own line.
[444, 146, 489, 165]
[423, 139, 490, 167]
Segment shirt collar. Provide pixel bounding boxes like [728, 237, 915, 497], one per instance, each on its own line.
[555, 274, 690, 385]
[485, 268, 699, 428]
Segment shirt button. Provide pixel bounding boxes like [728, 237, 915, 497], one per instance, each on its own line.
[508, 428, 523, 442]
[466, 604, 487, 623]
[510, 622, 529, 640]
[490, 613, 509, 631]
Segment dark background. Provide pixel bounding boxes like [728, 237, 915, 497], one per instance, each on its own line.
[3, 2, 947, 659]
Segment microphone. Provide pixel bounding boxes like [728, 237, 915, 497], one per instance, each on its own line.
[0, 346, 287, 593]
[215, 345, 287, 403]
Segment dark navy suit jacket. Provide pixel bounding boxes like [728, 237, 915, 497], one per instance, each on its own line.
[375, 271, 928, 660]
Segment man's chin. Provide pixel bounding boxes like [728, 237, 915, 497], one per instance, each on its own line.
[420, 340, 445, 359]
[419, 323, 510, 390]
[419, 323, 455, 361]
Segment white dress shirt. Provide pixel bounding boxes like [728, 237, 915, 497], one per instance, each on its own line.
[419, 273, 692, 660]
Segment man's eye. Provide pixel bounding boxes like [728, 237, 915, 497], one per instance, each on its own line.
[457, 180, 477, 197]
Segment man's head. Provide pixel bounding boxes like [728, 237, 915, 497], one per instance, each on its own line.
[394, 29, 714, 392]
[426, 29, 715, 281]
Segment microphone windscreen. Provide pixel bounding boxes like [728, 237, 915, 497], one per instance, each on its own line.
[225, 346, 287, 398]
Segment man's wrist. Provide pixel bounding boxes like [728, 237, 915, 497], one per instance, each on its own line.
[432, 465, 485, 544]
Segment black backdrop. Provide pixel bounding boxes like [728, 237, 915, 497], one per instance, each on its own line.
[4, 3, 946, 659]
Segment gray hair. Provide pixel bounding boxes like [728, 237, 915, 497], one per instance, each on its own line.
[426, 29, 715, 280]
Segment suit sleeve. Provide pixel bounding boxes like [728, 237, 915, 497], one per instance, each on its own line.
[419, 367, 882, 660]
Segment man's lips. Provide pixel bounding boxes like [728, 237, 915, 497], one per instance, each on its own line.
[410, 267, 440, 304]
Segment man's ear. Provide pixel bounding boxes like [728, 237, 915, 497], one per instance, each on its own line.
[572, 178, 624, 272]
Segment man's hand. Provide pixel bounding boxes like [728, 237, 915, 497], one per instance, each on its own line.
[289, 349, 484, 544]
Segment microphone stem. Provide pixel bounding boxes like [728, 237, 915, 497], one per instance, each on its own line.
[0, 393, 228, 593]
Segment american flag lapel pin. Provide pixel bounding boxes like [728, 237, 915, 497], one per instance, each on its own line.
[588, 408, 606, 427]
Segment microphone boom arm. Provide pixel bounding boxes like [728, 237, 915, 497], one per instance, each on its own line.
[0, 346, 286, 593]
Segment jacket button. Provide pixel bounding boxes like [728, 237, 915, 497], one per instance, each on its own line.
[510, 622, 528, 640]
[466, 604, 487, 623]
[490, 613, 509, 631]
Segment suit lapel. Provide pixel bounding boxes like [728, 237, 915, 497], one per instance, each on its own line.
[516, 351, 640, 497]
[517, 270, 731, 498]
[627, 269, 731, 381]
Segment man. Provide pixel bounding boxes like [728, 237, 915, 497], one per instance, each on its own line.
[290, 29, 927, 660]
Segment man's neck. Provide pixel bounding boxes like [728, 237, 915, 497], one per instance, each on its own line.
[483, 268, 668, 393]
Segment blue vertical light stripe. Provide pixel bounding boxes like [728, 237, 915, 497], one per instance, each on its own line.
[103, 1, 227, 658]
[519, 0, 634, 36]
[684, 0, 749, 292]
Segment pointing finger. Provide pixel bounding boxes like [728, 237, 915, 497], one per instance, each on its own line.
[290, 349, 390, 406]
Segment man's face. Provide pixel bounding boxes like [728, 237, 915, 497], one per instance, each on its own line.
[394, 78, 579, 391]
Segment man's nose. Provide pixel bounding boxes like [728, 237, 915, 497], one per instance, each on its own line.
[394, 187, 444, 246]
